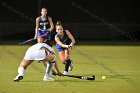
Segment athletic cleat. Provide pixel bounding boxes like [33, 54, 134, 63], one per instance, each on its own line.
[69, 60, 73, 71]
[14, 76, 23, 82]
[63, 71, 69, 75]
[43, 76, 55, 81]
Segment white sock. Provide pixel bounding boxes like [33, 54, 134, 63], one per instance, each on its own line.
[45, 62, 54, 78]
[18, 67, 25, 76]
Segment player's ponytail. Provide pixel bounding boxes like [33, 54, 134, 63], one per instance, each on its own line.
[56, 21, 63, 28]
[57, 21, 62, 25]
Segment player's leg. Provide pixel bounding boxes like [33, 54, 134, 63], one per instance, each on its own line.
[37, 30, 45, 43]
[37, 37, 44, 43]
[58, 51, 65, 64]
[68, 48, 73, 71]
[43, 32, 52, 46]
[58, 50, 71, 75]
[43, 61, 55, 81]
[65, 48, 73, 71]
[43, 52, 56, 81]
[43, 59, 62, 76]
[14, 59, 33, 81]
[44, 40, 53, 47]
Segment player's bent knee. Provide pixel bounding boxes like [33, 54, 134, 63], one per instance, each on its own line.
[65, 56, 70, 60]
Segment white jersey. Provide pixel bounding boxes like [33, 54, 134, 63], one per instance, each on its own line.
[24, 43, 54, 61]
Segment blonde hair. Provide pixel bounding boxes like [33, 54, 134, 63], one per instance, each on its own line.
[56, 21, 63, 28]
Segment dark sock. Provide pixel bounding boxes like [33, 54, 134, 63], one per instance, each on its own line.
[64, 59, 71, 72]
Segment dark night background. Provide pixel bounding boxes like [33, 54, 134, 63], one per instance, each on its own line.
[0, 0, 140, 42]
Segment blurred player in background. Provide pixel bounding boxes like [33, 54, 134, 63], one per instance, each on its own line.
[14, 43, 62, 82]
[34, 7, 54, 46]
[55, 21, 75, 75]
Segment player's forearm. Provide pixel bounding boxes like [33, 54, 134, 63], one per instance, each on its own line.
[57, 41, 68, 48]
[49, 25, 54, 32]
[35, 28, 38, 36]
[34, 28, 38, 39]
[61, 44, 70, 48]
[71, 38, 75, 46]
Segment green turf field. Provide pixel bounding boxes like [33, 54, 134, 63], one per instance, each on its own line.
[0, 42, 140, 93]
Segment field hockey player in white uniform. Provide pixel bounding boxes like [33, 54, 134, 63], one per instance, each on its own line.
[14, 43, 62, 81]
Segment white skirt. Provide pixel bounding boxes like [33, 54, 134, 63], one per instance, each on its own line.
[24, 47, 46, 60]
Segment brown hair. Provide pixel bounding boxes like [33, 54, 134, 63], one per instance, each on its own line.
[41, 7, 47, 11]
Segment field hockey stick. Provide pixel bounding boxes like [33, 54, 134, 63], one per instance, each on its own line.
[19, 38, 35, 45]
[19, 32, 48, 45]
[52, 72, 95, 80]
[63, 74, 95, 80]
